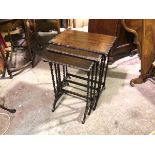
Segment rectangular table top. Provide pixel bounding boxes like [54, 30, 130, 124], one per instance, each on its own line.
[42, 50, 93, 71]
[51, 29, 116, 54]
[46, 44, 101, 62]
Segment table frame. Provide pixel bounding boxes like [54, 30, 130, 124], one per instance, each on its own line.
[43, 30, 116, 123]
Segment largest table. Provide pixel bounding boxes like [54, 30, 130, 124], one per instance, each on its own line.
[51, 29, 116, 54]
[51, 29, 116, 90]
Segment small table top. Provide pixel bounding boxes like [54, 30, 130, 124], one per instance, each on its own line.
[42, 50, 93, 71]
[51, 29, 116, 54]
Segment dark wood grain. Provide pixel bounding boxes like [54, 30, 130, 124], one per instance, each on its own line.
[42, 50, 93, 71]
[88, 19, 136, 62]
[47, 44, 101, 61]
[52, 30, 116, 54]
[89, 19, 119, 36]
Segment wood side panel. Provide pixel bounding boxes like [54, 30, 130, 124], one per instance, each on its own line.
[88, 19, 136, 62]
[88, 19, 119, 36]
[141, 19, 155, 76]
[88, 19, 134, 46]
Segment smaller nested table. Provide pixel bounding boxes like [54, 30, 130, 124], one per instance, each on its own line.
[43, 30, 116, 123]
